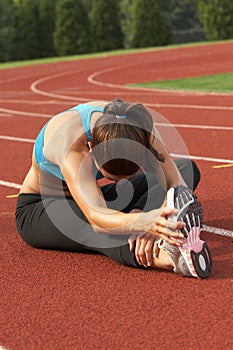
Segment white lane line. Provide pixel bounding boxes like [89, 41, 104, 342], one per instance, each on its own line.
[203, 225, 233, 238]
[0, 99, 73, 105]
[30, 69, 89, 102]
[0, 71, 46, 85]
[147, 102, 233, 111]
[0, 180, 21, 189]
[155, 123, 233, 131]
[29, 71, 233, 111]
[0, 135, 34, 143]
[1, 100, 232, 123]
[1, 178, 232, 238]
[171, 153, 233, 164]
[1, 135, 233, 164]
[87, 66, 233, 97]
[0, 107, 51, 118]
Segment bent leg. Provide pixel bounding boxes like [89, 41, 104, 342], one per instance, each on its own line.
[130, 159, 201, 211]
[15, 159, 200, 271]
[100, 159, 200, 214]
[15, 194, 140, 268]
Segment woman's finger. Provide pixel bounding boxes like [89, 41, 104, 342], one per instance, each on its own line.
[144, 238, 155, 267]
[135, 235, 150, 267]
[129, 240, 135, 252]
[134, 236, 141, 265]
[157, 233, 182, 247]
[160, 207, 179, 218]
[151, 224, 184, 239]
[160, 227, 184, 238]
[128, 234, 137, 251]
[153, 240, 160, 258]
[156, 216, 185, 231]
[135, 237, 146, 267]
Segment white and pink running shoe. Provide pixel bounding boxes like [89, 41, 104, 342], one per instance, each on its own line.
[165, 185, 212, 279]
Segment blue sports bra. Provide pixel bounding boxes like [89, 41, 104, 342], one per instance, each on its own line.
[34, 103, 104, 181]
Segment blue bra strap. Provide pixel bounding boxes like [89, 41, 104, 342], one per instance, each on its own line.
[69, 104, 104, 141]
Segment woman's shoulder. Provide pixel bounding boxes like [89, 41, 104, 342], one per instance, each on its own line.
[44, 109, 82, 144]
[86, 100, 107, 109]
[41, 108, 87, 166]
[44, 101, 107, 140]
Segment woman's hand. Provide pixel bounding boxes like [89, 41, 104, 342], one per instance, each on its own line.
[133, 234, 159, 267]
[128, 207, 185, 267]
[147, 207, 185, 245]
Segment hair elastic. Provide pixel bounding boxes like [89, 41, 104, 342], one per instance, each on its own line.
[116, 115, 126, 119]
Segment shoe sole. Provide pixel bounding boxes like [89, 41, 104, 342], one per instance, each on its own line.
[168, 186, 212, 279]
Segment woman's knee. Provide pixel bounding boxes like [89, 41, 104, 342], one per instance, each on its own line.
[175, 158, 201, 190]
[191, 160, 201, 190]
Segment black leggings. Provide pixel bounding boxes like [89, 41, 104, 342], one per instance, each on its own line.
[15, 159, 200, 268]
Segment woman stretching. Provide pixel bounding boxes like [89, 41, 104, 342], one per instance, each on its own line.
[15, 98, 212, 278]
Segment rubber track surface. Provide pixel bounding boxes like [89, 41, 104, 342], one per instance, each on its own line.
[0, 42, 233, 350]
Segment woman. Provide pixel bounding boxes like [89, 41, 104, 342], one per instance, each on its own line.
[15, 98, 212, 278]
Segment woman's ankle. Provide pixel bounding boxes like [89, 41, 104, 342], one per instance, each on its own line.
[152, 248, 175, 271]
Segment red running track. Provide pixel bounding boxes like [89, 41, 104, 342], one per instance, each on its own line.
[0, 42, 233, 350]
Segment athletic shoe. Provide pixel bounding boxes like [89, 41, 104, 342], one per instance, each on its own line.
[165, 185, 212, 279]
[161, 239, 192, 276]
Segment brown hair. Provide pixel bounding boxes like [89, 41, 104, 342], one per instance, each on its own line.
[91, 98, 164, 176]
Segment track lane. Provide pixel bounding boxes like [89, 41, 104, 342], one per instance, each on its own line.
[0, 42, 233, 350]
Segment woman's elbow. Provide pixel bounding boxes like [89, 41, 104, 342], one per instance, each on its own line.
[87, 213, 103, 234]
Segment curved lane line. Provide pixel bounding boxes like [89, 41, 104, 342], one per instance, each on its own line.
[30, 69, 90, 102]
[29, 69, 233, 111]
[87, 65, 233, 97]
[0, 107, 51, 118]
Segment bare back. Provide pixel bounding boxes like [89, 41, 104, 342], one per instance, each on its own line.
[20, 101, 106, 195]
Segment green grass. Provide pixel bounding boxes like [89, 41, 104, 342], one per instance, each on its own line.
[131, 72, 233, 93]
[0, 39, 232, 70]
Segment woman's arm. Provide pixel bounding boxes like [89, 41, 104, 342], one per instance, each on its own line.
[61, 147, 144, 234]
[61, 146, 183, 243]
